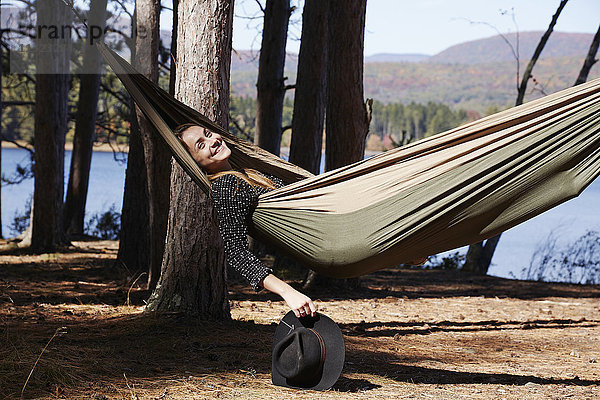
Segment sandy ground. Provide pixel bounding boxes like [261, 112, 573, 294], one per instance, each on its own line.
[1, 240, 599, 399]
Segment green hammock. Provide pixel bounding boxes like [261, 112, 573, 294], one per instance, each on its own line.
[97, 43, 600, 278]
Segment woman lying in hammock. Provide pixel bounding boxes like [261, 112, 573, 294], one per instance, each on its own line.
[174, 123, 317, 319]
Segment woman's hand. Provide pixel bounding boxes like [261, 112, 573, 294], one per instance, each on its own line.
[260, 274, 317, 318]
[280, 287, 317, 318]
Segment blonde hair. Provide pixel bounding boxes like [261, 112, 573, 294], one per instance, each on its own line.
[173, 123, 277, 190]
[209, 168, 277, 190]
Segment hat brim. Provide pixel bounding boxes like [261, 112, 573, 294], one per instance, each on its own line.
[272, 311, 345, 391]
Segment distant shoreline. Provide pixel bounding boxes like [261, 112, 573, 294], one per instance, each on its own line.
[1, 140, 129, 153]
[3, 142, 382, 156]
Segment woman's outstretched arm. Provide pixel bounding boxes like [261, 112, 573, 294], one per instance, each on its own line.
[260, 274, 317, 318]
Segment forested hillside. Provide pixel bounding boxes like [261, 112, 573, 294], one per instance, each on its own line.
[362, 56, 597, 111]
[229, 31, 600, 112]
[428, 31, 595, 64]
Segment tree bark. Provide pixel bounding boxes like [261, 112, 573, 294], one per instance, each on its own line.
[254, 0, 290, 156]
[289, 0, 328, 175]
[31, 0, 71, 251]
[463, 0, 568, 274]
[575, 23, 600, 86]
[134, 0, 172, 292]
[145, 0, 233, 320]
[64, 0, 108, 236]
[117, 6, 151, 275]
[325, 0, 369, 172]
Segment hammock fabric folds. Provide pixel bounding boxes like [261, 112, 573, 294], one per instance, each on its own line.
[97, 43, 600, 278]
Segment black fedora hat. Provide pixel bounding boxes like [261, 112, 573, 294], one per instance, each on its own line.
[272, 311, 345, 391]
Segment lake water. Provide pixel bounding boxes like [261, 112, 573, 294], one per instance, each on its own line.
[1, 147, 127, 236]
[2, 147, 599, 282]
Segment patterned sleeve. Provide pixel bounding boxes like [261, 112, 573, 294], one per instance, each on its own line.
[268, 174, 286, 189]
[211, 174, 273, 292]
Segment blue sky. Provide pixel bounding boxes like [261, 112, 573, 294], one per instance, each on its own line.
[226, 0, 600, 56]
[64, 0, 600, 56]
[361, 0, 600, 55]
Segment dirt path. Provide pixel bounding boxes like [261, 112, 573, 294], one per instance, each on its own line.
[1, 240, 599, 399]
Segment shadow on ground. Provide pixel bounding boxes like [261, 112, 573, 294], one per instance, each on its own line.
[230, 268, 600, 303]
[2, 243, 600, 398]
[3, 314, 598, 397]
[339, 318, 600, 338]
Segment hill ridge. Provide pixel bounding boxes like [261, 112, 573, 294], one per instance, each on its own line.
[229, 31, 598, 111]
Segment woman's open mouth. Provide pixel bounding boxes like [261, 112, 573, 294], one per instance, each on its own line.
[213, 140, 224, 156]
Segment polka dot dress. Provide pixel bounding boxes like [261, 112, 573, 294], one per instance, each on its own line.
[211, 172, 285, 291]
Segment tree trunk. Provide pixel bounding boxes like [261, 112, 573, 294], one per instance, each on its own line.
[325, 0, 369, 171]
[134, 0, 172, 292]
[145, 0, 233, 320]
[117, 117, 150, 272]
[463, 0, 569, 274]
[306, 0, 368, 290]
[575, 23, 600, 86]
[31, 0, 71, 251]
[64, 0, 108, 237]
[117, 7, 151, 275]
[289, 0, 328, 175]
[254, 0, 290, 156]
[462, 235, 501, 274]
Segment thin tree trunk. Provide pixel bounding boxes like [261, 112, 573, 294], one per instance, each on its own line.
[64, 0, 108, 236]
[31, 0, 71, 251]
[117, 117, 150, 271]
[463, 0, 569, 274]
[575, 23, 600, 86]
[325, 0, 369, 171]
[515, 0, 569, 105]
[168, 0, 178, 96]
[117, 7, 151, 274]
[254, 0, 290, 156]
[134, 0, 171, 292]
[289, 0, 328, 175]
[145, 0, 233, 319]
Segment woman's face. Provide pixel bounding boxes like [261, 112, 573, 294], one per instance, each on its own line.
[180, 126, 232, 174]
